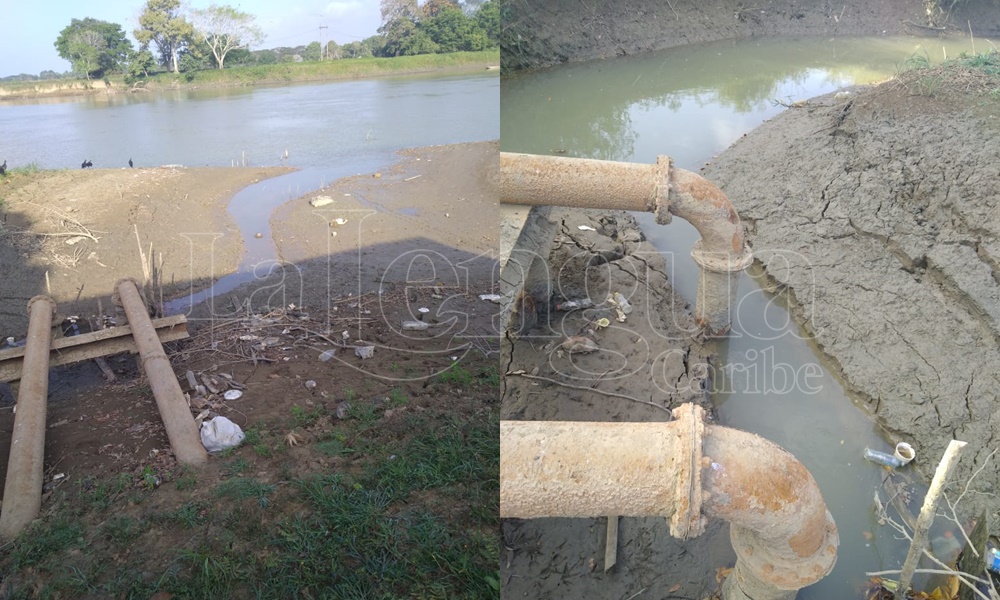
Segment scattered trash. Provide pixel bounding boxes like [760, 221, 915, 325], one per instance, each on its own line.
[594, 318, 611, 328]
[310, 196, 334, 207]
[200, 416, 245, 453]
[894, 442, 915, 466]
[201, 374, 223, 394]
[479, 294, 502, 303]
[402, 320, 429, 331]
[418, 307, 430, 314]
[577, 225, 596, 231]
[560, 336, 599, 353]
[834, 90, 852, 100]
[318, 349, 335, 362]
[331, 218, 348, 226]
[53, 473, 65, 481]
[863, 447, 904, 469]
[342, 330, 350, 341]
[556, 298, 594, 311]
[335, 401, 352, 419]
[254, 232, 263, 239]
[607, 292, 633, 322]
[223, 390, 243, 401]
[304, 380, 317, 389]
[354, 345, 375, 359]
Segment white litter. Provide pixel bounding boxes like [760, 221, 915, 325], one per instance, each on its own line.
[577, 225, 596, 231]
[223, 390, 243, 401]
[355, 345, 375, 359]
[479, 294, 502, 303]
[200, 416, 245, 453]
[310, 196, 334, 207]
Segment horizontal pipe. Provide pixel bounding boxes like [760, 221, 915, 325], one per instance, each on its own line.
[0, 296, 56, 539]
[500, 420, 680, 518]
[499, 152, 753, 334]
[499, 410, 838, 599]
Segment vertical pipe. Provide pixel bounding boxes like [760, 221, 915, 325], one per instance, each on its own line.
[116, 279, 207, 466]
[0, 295, 56, 539]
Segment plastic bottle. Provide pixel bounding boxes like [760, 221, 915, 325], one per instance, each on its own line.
[863, 447, 904, 468]
[988, 547, 1000, 573]
[555, 299, 594, 311]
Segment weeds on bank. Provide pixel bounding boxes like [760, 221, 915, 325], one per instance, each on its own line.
[895, 49, 1000, 98]
[0, 384, 499, 598]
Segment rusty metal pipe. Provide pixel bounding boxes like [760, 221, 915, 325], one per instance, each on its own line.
[116, 279, 207, 466]
[499, 405, 838, 599]
[500, 152, 753, 334]
[0, 296, 56, 539]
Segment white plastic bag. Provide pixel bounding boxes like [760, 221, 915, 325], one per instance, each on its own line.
[200, 416, 245, 453]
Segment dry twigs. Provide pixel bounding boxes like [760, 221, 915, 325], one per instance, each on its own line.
[506, 369, 671, 414]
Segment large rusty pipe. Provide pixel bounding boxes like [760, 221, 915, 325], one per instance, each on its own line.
[116, 279, 207, 466]
[703, 425, 838, 600]
[500, 152, 753, 334]
[0, 296, 56, 539]
[499, 405, 838, 599]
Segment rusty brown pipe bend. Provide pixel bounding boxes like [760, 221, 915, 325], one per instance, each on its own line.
[499, 152, 753, 333]
[703, 425, 838, 600]
[0, 296, 56, 539]
[116, 279, 207, 466]
[499, 408, 838, 598]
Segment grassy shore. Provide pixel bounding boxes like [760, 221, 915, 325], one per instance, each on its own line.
[0, 50, 499, 100]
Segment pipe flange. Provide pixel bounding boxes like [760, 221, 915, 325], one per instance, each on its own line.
[729, 510, 839, 590]
[669, 403, 707, 539]
[26, 295, 57, 318]
[690, 240, 754, 274]
[654, 156, 673, 225]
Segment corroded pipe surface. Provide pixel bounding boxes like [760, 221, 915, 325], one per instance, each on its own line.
[499, 152, 752, 334]
[499, 407, 838, 599]
[500, 420, 681, 518]
[0, 296, 56, 539]
[116, 279, 207, 466]
[703, 425, 839, 600]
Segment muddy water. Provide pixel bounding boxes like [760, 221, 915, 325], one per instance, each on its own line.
[500, 36, 997, 597]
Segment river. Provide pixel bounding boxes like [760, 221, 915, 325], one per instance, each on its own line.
[0, 71, 500, 311]
[500, 35, 996, 598]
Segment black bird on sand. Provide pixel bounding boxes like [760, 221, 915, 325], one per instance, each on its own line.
[81, 159, 93, 169]
[128, 157, 133, 168]
[0, 160, 6, 177]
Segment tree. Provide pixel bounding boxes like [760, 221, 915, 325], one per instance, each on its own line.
[124, 49, 156, 87]
[135, 0, 195, 74]
[475, 1, 499, 46]
[380, 0, 418, 25]
[325, 40, 342, 60]
[190, 4, 265, 69]
[422, 6, 488, 52]
[54, 18, 133, 79]
[303, 41, 322, 62]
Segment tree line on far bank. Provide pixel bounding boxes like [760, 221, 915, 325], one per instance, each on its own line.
[2, 0, 497, 85]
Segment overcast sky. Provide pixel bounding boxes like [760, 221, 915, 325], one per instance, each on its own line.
[0, 0, 384, 77]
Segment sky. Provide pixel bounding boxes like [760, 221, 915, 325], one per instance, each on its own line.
[0, 0, 385, 77]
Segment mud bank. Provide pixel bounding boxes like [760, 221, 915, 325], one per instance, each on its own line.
[703, 64, 1000, 521]
[501, 0, 1000, 71]
[500, 209, 733, 598]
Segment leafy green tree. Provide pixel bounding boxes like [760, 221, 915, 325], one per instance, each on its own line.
[54, 18, 133, 79]
[124, 49, 156, 87]
[475, 1, 499, 46]
[190, 4, 265, 69]
[135, 0, 195, 73]
[421, 6, 487, 52]
[303, 41, 322, 61]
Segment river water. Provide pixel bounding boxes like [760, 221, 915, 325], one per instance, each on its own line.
[0, 72, 500, 311]
[500, 36, 995, 598]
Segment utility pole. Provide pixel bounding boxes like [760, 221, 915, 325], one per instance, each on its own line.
[319, 25, 328, 60]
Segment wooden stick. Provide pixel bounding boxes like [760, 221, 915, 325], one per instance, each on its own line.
[604, 515, 619, 572]
[894, 439, 968, 600]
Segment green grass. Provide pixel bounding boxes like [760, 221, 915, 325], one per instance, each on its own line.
[9, 516, 84, 570]
[214, 477, 276, 508]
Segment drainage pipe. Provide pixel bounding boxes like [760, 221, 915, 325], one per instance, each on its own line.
[115, 279, 207, 466]
[499, 152, 753, 334]
[499, 404, 838, 600]
[0, 295, 56, 539]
